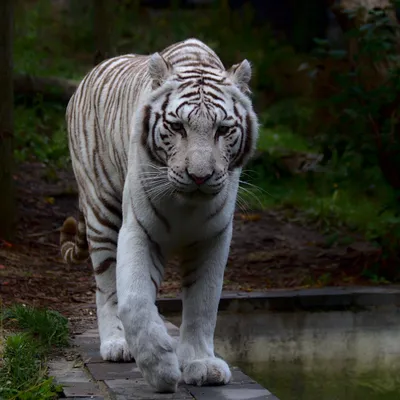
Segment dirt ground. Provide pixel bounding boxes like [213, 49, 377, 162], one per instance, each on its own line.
[0, 162, 382, 322]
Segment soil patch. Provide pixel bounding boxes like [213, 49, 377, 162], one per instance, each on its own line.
[1, 162, 382, 319]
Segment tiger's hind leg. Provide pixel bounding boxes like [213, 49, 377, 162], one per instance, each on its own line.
[86, 208, 133, 362]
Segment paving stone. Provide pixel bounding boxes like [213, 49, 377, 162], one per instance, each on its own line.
[105, 379, 194, 399]
[87, 362, 142, 380]
[230, 368, 256, 384]
[56, 369, 93, 384]
[49, 359, 74, 374]
[80, 328, 100, 336]
[187, 383, 275, 400]
[81, 348, 105, 364]
[73, 336, 101, 349]
[62, 381, 102, 397]
[52, 319, 281, 400]
[49, 360, 92, 384]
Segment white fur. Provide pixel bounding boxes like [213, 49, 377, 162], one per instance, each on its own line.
[66, 38, 259, 393]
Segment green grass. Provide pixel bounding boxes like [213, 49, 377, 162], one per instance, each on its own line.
[257, 127, 314, 153]
[5, 305, 69, 348]
[0, 305, 68, 400]
[242, 126, 399, 243]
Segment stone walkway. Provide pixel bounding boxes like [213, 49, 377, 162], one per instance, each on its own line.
[49, 319, 279, 400]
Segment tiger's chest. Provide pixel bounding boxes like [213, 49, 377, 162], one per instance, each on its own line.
[129, 189, 235, 253]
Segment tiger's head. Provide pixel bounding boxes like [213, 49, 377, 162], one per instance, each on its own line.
[139, 49, 259, 201]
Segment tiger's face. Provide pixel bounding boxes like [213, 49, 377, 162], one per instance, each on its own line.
[140, 53, 259, 199]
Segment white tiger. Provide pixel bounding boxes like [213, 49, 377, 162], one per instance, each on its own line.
[60, 38, 259, 392]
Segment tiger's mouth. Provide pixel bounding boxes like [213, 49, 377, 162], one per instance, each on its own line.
[175, 188, 218, 202]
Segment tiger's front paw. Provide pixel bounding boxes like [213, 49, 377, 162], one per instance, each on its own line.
[135, 325, 181, 392]
[100, 337, 133, 362]
[182, 357, 232, 386]
[143, 349, 181, 393]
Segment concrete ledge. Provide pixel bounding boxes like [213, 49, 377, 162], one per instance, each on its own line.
[156, 286, 400, 314]
[50, 322, 278, 399]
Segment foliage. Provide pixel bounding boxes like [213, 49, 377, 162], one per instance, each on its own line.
[297, 2, 400, 276]
[5, 304, 69, 348]
[308, 4, 400, 187]
[0, 305, 68, 399]
[261, 99, 314, 134]
[14, 0, 87, 79]
[14, 98, 69, 167]
[14, 0, 304, 97]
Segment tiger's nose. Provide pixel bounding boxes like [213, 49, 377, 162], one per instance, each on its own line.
[186, 170, 214, 185]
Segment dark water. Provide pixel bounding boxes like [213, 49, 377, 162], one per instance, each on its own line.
[237, 361, 400, 400]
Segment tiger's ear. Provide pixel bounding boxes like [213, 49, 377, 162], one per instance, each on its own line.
[226, 59, 252, 94]
[149, 53, 173, 90]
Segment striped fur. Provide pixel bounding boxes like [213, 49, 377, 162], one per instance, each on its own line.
[60, 212, 89, 264]
[61, 38, 258, 392]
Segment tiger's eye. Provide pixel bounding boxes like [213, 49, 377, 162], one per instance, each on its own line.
[171, 122, 184, 131]
[217, 125, 230, 135]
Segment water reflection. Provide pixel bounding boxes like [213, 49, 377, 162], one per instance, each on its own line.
[166, 308, 400, 399]
[237, 361, 400, 400]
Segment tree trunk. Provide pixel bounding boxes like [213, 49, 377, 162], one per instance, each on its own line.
[0, 0, 16, 241]
[14, 74, 78, 104]
[93, 0, 116, 66]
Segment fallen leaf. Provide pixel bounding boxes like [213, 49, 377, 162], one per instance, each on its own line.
[239, 213, 262, 222]
[0, 265, 6, 269]
[44, 197, 55, 205]
[73, 360, 84, 368]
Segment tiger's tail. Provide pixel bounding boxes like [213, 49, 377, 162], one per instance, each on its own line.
[60, 211, 90, 265]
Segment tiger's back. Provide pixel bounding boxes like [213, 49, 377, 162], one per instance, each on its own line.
[67, 54, 150, 192]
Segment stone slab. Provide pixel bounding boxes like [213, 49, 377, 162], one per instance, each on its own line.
[230, 368, 256, 385]
[73, 336, 101, 349]
[62, 381, 103, 397]
[87, 361, 142, 380]
[81, 348, 106, 364]
[52, 318, 281, 400]
[49, 359, 93, 384]
[105, 379, 194, 399]
[55, 369, 92, 384]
